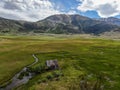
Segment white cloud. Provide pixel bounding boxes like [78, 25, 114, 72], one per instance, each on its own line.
[77, 0, 120, 17]
[0, 0, 63, 21]
[67, 10, 77, 15]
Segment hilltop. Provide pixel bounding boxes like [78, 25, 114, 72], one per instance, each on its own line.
[0, 14, 119, 35]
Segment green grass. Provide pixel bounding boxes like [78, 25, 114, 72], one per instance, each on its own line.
[0, 34, 120, 90]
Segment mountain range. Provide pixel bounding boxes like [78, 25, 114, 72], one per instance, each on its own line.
[96, 17, 120, 26]
[0, 14, 120, 35]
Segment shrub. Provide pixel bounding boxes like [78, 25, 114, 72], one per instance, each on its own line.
[29, 65, 46, 74]
[46, 74, 54, 80]
[18, 71, 29, 80]
[41, 78, 47, 83]
[37, 80, 42, 84]
[52, 71, 63, 78]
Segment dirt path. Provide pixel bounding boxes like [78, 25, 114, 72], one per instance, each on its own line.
[0, 54, 39, 90]
[27, 54, 39, 67]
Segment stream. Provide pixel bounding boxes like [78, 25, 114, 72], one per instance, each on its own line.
[0, 54, 39, 90]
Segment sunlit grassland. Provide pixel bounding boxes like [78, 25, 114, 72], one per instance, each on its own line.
[0, 34, 120, 90]
[0, 34, 75, 85]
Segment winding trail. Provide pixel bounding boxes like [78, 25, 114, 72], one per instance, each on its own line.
[27, 54, 39, 67]
[1, 54, 39, 90]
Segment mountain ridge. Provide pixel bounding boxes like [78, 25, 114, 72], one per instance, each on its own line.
[0, 14, 119, 34]
[95, 17, 120, 26]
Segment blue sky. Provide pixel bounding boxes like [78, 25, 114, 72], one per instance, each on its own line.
[50, 0, 100, 18]
[50, 0, 119, 19]
[0, 0, 120, 21]
[51, 0, 79, 12]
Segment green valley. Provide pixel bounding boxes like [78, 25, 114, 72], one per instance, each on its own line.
[0, 34, 120, 90]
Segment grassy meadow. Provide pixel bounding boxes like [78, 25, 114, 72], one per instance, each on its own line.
[0, 34, 120, 90]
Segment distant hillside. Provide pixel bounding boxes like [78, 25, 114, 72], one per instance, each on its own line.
[0, 17, 34, 33]
[0, 17, 22, 33]
[36, 14, 119, 34]
[96, 17, 120, 26]
[0, 14, 119, 35]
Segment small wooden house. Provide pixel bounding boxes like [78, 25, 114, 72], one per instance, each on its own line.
[46, 60, 59, 70]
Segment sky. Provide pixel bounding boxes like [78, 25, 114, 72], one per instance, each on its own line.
[0, 0, 120, 21]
